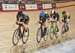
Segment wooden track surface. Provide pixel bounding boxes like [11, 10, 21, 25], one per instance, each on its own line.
[0, 2, 75, 53]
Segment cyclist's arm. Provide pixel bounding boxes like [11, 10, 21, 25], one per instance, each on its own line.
[16, 15, 19, 21]
[67, 13, 70, 19]
[39, 15, 42, 21]
[16, 21, 24, 25]
[16, 15, 24, 24]
[48, 17, 54, 23]
[38, 20, 42, 24]
[50, 13, 52, 17]
[47, 14, 50, 21]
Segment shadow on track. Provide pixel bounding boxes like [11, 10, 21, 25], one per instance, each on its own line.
[10, 44, 26, 53]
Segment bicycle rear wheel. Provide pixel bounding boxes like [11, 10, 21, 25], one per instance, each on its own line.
[12, 29, 19, 46]
[36, 28, 42, 43]
[22, 28, 29, 44]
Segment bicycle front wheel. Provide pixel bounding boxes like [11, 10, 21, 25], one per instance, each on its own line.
[36, 28, 42, 43]
[22, 28, 29, 44]
[12, 29, 19, 46]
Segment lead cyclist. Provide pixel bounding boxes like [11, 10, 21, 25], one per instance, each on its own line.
[16, 11, 29, 35]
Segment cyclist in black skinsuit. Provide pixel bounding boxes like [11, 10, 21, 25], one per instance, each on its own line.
[16, 11, 29, 34]
[50, 10, 59, 32]
[39, 10, 49, 35]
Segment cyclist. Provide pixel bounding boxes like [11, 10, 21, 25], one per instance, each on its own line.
[62, 11, 70, 23]
[39, 10, 49, 35]
[16, 11, 29, 35]
[62, 11, 70, 32]
[50, 10, 59, 32]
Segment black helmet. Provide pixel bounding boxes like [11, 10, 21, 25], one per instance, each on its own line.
[17, 11, 23, 17]
[62, 11, 66, 14]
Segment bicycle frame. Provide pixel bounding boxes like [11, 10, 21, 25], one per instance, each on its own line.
[39, 22, 46, 37]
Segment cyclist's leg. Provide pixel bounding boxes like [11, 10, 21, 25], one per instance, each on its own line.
[23, 23, 28, 32]
[53, 22, 56, 33]
[67, 19, 70, 29]
[20, 25, 24, 34]
[43, 21, 47, 34]
[16, 22, 24, 36]
[63, 22, 66, 33]
[64, 22, 67, 32]
[50, 21, 54, 33]
[55, 17, 59, 32]
[65, 21, 69, 32]
[23, 19, 29, 32]
[18, 25, 22, 36]
[61, 21, 65, 34]
[56, 21, 59, 32]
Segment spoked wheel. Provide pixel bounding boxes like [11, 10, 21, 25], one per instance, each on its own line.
[43, 28, 49, 41]
[36, 28, 42, 43]
[22, 28, 29, 44]
[12, 29, 20, 46]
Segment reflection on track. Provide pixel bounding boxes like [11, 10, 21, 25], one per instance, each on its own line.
[10, 45, 26, 53]
[0, 25, 15, 32]
[9, 37, 72, 53]
[0, 23, 74, 53]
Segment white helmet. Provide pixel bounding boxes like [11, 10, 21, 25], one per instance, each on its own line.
[45, 11, 48, 14]
[51, 10, 55, 14]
